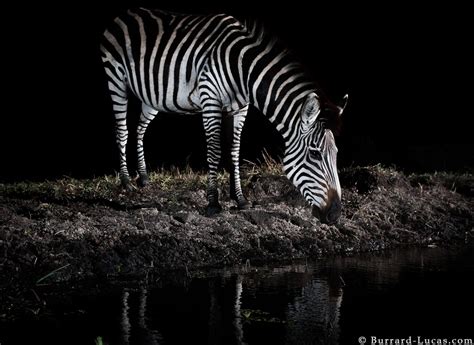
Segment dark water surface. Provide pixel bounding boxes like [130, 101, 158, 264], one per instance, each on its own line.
[1, 247, 473, 345]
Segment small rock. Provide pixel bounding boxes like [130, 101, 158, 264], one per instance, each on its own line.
[141, 208, 159, 216]
[173, 211, 197, 224]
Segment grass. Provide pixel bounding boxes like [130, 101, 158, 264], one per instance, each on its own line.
[0, 175, 119, 201]
[0, 152, 285, 201]
[408, 171, 473, 197]
[149, 165, 209, 190]
[243, 149, 285, 177]
[0, 158, 471, 204]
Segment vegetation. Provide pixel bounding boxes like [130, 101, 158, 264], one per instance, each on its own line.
[0, 150, 283, 201]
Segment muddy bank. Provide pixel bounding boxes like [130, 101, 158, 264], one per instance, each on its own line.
[0, 166, 473, 317]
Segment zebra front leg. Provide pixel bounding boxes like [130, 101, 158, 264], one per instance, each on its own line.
[203, 111, 223, 216]
[137, 104, 158, 187]
[229, 106, 250, 209]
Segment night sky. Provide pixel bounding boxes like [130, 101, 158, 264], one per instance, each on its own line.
[2, 1, 472, 182]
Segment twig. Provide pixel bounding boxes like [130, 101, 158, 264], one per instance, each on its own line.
[140, 211, 147, 231]
[36, 263, 70, 285]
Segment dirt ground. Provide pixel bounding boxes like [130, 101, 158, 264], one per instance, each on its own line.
[0, 166, 472, 318]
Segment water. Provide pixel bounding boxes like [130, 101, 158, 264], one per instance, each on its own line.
[1, 247, 473, 345]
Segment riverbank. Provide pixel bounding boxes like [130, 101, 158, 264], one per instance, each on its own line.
[0, 165, 472, 318]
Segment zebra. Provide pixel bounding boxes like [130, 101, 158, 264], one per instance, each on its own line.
[101, 8, 348, 224]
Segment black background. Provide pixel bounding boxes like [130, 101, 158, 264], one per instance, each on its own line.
[2, 1, 472, 181]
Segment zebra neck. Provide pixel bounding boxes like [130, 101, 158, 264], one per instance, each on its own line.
[243, 40, 316, 142]
[247, 62, 315, 141]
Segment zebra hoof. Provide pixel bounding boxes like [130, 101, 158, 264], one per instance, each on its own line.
[206, 203, 222, 217]
[120, 177, 134, 192]
[137, 174, 149, 188]
[237, 199, 251, 210]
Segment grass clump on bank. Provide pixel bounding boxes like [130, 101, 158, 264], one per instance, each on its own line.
[0, 150, 284, 203]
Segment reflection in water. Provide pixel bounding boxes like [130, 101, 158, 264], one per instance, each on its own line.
[2, 247, 473, 345]
[234, 275, 245, 345]
[119, 287, 162, 345]
[111, 266, 342, 345]
[113, 268, 345, 345]
[208, 279, 221, 344]
[285, 278, 343, 345]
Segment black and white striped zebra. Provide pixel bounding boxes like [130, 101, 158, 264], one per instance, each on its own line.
[101, 8, 348, 224]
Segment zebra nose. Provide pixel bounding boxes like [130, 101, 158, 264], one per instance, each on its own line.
[325, 198, 341, 224]
[312, 197, 341, 224]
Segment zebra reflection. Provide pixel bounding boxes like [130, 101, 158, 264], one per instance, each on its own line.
[208, 274, 246, 345]
[119, 287, 162, 345]
[285, 277, 343, 345]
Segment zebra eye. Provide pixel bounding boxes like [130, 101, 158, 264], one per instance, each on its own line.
[309, 149, 322, 160]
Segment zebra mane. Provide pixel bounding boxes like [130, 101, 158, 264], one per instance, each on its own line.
[244, 19, 262, 36]
[240, 15, 343, 136]
[241, 17, 277, 47]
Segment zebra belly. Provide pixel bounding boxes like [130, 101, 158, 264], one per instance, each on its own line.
[127, 78, 203, 115]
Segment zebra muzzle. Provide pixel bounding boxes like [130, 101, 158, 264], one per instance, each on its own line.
[312, 197, 341, 225]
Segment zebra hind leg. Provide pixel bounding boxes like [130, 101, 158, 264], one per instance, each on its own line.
[112, 97, 132, 191]
[136, 104, 158, 187]
[202, 111, 223, 216]
[101, 54, 132, 191]
[229, 106, 250, 209]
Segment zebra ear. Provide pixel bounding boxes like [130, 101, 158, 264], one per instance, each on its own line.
[301, 92, 321, 131]
[337, 94, 349, 115]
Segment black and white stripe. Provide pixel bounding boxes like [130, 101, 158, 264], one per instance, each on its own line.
[101, 8, 347, 222]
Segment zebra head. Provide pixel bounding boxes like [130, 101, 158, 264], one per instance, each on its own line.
[284, 92, 348, 224]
